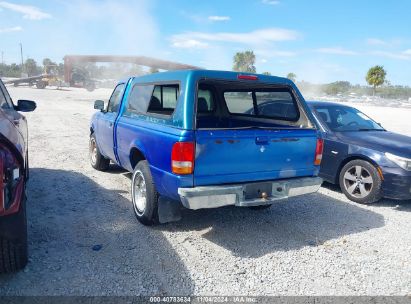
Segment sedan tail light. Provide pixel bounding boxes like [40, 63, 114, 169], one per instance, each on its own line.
[0, 139, 24, 215]
[171, 142, 195, 175]
[314, 139, 324, 166]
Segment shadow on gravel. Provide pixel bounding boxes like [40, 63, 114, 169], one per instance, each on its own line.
[164, 193, 385, 258]
[373, 199, 411, 212]
[0, 168, 194, 296]
[320, 181, 341, 192]
[322, 182, 411, 212]
[104, 164, 128, 175]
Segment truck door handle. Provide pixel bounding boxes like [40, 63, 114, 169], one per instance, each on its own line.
[109, 122, 113, 128]
[255, 137, 269, 145]
[13, 119, 20, 125]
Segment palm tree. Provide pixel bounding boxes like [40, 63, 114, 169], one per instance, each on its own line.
[366, 66, 386, 96]
[233, 51, 256, 73]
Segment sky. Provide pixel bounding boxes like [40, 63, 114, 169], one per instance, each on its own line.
[0, 0, 410, 85]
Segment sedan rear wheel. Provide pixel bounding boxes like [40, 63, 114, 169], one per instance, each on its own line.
[339, 160, 382, 204]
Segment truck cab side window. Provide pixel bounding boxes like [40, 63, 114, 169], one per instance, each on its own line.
[147, 84, 179, 116]
[107, 84, 125, 113]
[125, 84, 155, 116]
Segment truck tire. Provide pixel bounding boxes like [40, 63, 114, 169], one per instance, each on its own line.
[89, 133, 110, 171]
[0, 197, 28, 273]
[36, 81, 46, 89]
[131, 160, 159, 226]
[339, 159, 382, 204]
[85, 82, 95, 92]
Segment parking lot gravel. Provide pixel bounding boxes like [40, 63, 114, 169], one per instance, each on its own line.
[0, 86, 410, 296]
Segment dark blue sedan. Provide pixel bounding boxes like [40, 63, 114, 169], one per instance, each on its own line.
[308, 101, 411, 204]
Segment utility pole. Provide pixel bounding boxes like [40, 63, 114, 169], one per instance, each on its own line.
[19, 43, 24, 73]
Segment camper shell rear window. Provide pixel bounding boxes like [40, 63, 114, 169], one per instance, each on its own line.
[223, 88, 300, 122]
[195, 79, 313, 130]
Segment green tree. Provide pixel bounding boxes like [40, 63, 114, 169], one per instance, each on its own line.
[57, 63, 65, 77]
[9, 63, 22, 77]
[42, 58, 56, 67]
[323, 81, 351, 95]
[25, 58, 40, 76]
[149, 67, 159, 74]
[286, 72, 297, 82]
[233, 51, 256, 73]
[262, 72, 271, 76]
[366, 65, 386, 96]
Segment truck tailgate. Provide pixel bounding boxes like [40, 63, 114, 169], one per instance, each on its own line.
[194, 128, 319, 186]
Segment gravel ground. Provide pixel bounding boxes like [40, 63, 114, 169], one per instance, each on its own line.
[0, 86, 410, 296]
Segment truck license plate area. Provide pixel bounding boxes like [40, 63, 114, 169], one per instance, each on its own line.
[244, 182, 273, 200]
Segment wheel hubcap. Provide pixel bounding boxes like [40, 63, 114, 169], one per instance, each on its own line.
[90, 138, 97, 165]
[132, 171, 147, 214]
[343, 165, 373, 198]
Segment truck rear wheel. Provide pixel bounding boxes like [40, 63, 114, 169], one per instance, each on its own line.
[0, 197, 28, 273]
[89, 133, 110, 171]
[131, 160, 159, 226]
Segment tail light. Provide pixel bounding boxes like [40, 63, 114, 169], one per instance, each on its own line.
[314, 138, 324, 166]
[0, 140, 24, 215]
[171, 142, 195, 175]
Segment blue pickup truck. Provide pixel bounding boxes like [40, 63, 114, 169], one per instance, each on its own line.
[90, 70, 323, 225]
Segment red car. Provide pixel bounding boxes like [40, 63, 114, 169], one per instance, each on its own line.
[0, 79, 36, 273]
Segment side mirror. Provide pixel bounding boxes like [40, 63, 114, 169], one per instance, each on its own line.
[94, 100, 105, 111]
[16, 100, 36, 112]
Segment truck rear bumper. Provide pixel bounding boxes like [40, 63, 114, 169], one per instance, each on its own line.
[178, 177, 323, 210]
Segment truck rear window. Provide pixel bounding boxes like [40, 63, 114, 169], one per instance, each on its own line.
[224, 89, 299, 121]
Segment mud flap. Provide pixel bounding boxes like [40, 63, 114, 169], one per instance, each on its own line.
[158, 196, 182, 224]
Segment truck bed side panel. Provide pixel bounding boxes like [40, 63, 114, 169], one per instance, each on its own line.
[116, 116, 194, 200]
